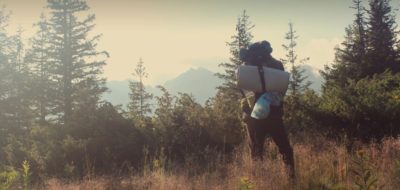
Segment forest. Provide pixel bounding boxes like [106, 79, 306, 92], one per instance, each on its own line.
[0, 0, 400, 189]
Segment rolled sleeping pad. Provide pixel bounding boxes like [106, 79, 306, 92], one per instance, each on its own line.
[236, 65, 290, 94]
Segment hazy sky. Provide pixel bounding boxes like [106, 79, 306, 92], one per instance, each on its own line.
[2, 0, 400, 85]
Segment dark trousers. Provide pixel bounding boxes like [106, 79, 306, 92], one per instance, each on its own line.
[245, 111, 295, 178]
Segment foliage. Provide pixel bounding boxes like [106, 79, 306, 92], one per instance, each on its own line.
[205, 91, 244, 148]
[319, 71, 400, 141]
[281, 22, 314, 133]
[320, 0, 400, 141]
[0, 169, 18, 190]
[239, 177, 255, 190]
[0, 11, 32, 130]
[128, 58, 153, 124]
[1, 1, 400, 188]
[212, 10, 253, 150]
[216, 10, 254, 99]
[281, 22, 311, 97]
[25, 14, 56, 125]
[46, 0, 108, 125]
[350, 150, 381, 190]
[365, 0, 399, 75]
[21, 160, 31, 190]
[322, 0, 367, 87]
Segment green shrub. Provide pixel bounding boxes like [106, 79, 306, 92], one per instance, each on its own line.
[319, 71, 400, 141]
[239, 177, 255, 190]
[350, 150, 381, 190]
[21, 160, 31, 190]
[0, 169, 18, 190]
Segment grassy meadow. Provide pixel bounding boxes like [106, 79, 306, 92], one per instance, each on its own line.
[38, 137, 400, 190]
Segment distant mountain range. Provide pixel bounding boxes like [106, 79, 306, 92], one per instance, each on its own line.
[163, 67, 223, 103]
[102, 67, 222, 108]
[102, 66, 323, 108]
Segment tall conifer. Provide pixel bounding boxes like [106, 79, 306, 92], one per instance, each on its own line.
[281, 23, 311, 130]
[46, 0, 108, 125]
[282, 22, 310, 97]
[25, 14, 55, 124]
[216, 10, 254, 100]
[322, 0, 368, 88]
[366, 0, 399, 74]
[128, 58, 153, 123]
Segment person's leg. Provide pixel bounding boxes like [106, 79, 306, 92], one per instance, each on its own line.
[246, 118, 267, 160]
[266, 116, 295, 178]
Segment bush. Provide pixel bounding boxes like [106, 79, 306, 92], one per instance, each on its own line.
[319, 71, 400, 141]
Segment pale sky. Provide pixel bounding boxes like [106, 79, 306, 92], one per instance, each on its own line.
[2, 0, 400, 85]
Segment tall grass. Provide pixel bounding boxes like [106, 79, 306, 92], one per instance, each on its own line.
[42, 137, 400, 190]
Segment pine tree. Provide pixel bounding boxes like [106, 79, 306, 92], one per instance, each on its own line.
[282, 22, 310, 97]
[216, 10, 254, 99]
[25, 14, 55, 125]
[318, 0, 400, 140]
[0, 24, 32, 129]
[46, 0, 108, 125]
[128, 58, 153, 123]
[0, 8, 11, 127]
[353, 0, 367, 58]
[0, 7, 10, 53]
[281, 23, 311, 130]
[7, 28, 32, 128]
[211, 10, 254, 141]
[322, 0, 399, 86]
[321, 0, 368, 88]
[366, 0, 399, 74]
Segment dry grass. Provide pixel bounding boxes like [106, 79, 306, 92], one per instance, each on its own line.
[42, 137, 400, 190]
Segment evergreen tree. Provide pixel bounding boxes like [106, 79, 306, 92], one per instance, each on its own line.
[318, 0, 400, 141]
[0, 23, 32, 129]
[211, 10, 253, 142]
[321, 0, 367, 88]
[0, 7, 10, 53]
[0, 8, 14, 128]
[365, 0, 399, 74]
[353, 0, 367, 58]
[281, 23, 311, 130]
[25, 14, 55, 125]
[128, 58, 153, 123]
[282, 22, 310, 97]
[46, 0, 108, 125]
[216, 10, 254, 99]
[8, 28, 32, 128]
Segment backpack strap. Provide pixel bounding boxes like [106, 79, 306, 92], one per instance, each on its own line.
[257, 65, 267, 93]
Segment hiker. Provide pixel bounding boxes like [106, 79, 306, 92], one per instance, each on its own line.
[239, 41, 295, 178]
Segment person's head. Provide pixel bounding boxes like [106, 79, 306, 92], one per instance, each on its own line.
[239, 41, 273, 66]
